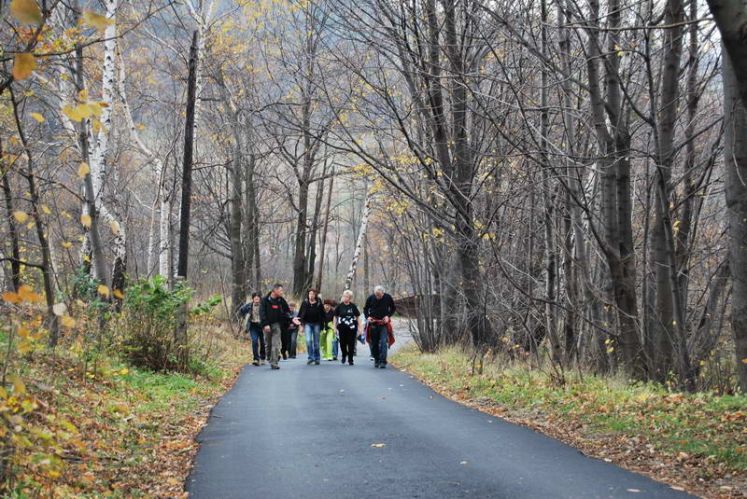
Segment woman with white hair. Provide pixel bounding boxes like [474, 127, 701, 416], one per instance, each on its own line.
[334, 290, 362, 365]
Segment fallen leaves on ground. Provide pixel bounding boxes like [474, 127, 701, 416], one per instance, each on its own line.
[5, 324, 249, 497]
[393, 346, 746, 499]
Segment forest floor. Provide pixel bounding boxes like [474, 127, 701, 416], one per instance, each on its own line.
[392, 345, 747, 499]
[1, 323, 249, 498]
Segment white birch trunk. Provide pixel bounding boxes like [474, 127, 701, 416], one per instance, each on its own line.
[0, 247, 6, 291]
[90, 0, 126, 285]
[344, 185, 372, 291]
[117, 54, 171, 277]
[159, 199, 171, 278]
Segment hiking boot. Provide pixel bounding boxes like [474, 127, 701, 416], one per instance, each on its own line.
[349, 360, 354, 366]
[271, 364, 280, 370]
[379, 364, 387, 369]
[314, 360, 320, 365]
[252, 360, 259, 366]
[282, 352, 288, 360]
[374, 362, 380, 368]
[307, 359, 314, 365]
[341, 356, 346, 364]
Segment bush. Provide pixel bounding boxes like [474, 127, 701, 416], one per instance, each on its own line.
[119, 276, 192, 372]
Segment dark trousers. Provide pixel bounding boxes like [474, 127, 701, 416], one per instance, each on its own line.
[369, 324, 388, 365]
[339, 328, 357, 361]
[289, 330, 298, 357]
[281, 327, 293, 357]
[248, 323, 265, 361]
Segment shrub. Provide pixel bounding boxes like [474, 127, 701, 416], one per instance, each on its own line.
[119, 276, 192, 372]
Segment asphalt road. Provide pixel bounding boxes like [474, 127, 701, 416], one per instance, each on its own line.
[187, 346, 692, 499]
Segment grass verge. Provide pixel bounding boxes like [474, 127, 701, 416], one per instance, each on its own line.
[392, 344, 746, 499]
[2, 324, 249, 498]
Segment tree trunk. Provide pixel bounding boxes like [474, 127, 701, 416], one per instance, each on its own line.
[705, 0, 747, 108]
[74, 38, 108, 285]
[176, 30, 199, 279]
[722, 47, 747, 392]
[9, 89, 59, 347]
[229, 132, 245, 313]
[345, 186, 372, 290]
[316, 170, 335, 290]
[1, 139, 21, 291]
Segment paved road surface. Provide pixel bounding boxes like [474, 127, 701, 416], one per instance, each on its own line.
[187, 344, 692, 499]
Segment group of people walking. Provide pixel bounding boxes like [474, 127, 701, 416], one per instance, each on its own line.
[239, 284, 396, 370]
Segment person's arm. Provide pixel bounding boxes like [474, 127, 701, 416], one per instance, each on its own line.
[238, 302, 251, 317]
[296, 302, 306, 322]
[259, 298, 269, 329]
[353, 304, 362, 332]
[363, 297, 371, 319]
[389, 295, 397, 316]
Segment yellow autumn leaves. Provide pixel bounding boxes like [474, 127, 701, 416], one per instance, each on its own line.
[9, 0, 113, 82]
[10, 0, 42, 25]
[13, 53, 36, 81]
[63, 99, 107, 123]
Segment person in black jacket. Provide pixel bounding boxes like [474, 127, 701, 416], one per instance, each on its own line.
[363, 285, 396, 368]
[238, 293, 265, 366]
[260, 283, 291, 370]
[293, 289, 325, 365]
[335, 290, 361, 365]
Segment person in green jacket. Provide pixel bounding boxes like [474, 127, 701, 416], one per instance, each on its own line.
[320, 298, 337, 361]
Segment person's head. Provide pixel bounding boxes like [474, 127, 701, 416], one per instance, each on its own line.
[341, 289, 353, 304]
[374, 285, 385, 299]
[251, 292, 261, 304]
[323, 298, 335, 312]
[307, 288, 318, 302]
[271, 283, 284, 298]
[289, 301, 297, 311]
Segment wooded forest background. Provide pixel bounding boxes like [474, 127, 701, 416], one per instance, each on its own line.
[2, 0, 747, 394]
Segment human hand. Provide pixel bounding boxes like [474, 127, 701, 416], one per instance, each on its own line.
[383, 316, 390, 324]
[292, 318, 301, 326]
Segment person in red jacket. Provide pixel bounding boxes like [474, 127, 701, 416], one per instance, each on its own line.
[363, 285, 396, 368]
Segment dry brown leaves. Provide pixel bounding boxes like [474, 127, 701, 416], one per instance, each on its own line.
[394, 363, 746, 499]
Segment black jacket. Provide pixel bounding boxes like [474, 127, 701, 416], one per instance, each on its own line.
[363, 293, 396, 320]
[297, 299, 325, 327]
[335, 302, 360, 331]
[260, 293, 291, 328]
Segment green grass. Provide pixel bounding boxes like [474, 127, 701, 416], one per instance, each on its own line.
[2, 325, 248, 497]
[393, 345, 747, 478]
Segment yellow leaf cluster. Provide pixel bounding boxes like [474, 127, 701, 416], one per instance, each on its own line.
[78, 162, 90, 178]
[12, 53, 36, 81]
[63, 102, 103, 123]
[10, 0, 42, 24]
[13, 211, 29, 223]
[2, 284, 44, 304]
[81, 10, 113, 31]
